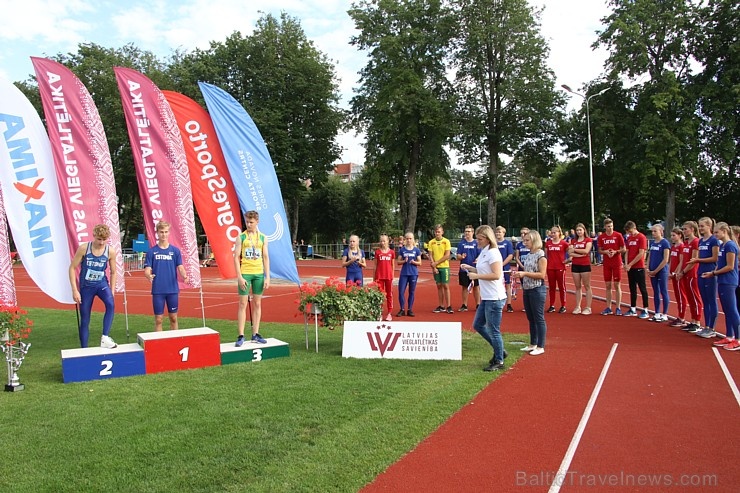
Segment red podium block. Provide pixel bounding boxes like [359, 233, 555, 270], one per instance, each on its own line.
[137, 327, 221, 374]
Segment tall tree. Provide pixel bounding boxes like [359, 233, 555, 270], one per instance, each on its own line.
[596, 0, 700, 230]
[690, 0, 739, 223]
[173, 13, 344, 240]
[349, 0, 456, 234]
[453, 0, 563, 226]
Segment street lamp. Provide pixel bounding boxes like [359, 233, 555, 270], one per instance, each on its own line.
[561, 84, 610, 236]
[536, 190, 545, 233]
[479, 197, 486, 225]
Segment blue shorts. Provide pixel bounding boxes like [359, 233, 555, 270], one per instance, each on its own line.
[153, 293, 179, 315]
[503, 271, 511, 285]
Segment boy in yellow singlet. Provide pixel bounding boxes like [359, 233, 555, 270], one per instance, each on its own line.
[234, 211, 270, 346]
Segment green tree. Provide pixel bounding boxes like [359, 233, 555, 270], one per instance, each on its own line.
[299, 177, 351, 244]
[173, 13, 344, 240]
[346, 173, 392, 243]
[453, 0, 564, 227]
[349, 0, 456, 234]
[595, 0, 700, 229]
[689, 0, 739, 223]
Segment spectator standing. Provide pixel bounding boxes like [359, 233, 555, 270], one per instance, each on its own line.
[686, 217, 720, 334]
[495, 226, 515, 312]
[462, 225, 507, 371]
[623, 221, 650, 319]
[678, 221, 703, 331]
[568, 223, 593, 315]
[705, 222, 739, 349]
[668, 227, 688, 327]
[514, 230, 547, 355]
[342, 235, 366, 286]
[647, 224, 671, 322]
[515, 227, 531, 270]
[397, 233, 422, 317]
[374, 234, 396, 321]
[457, 225, 480, 311]
[428, 224, 453, 314]
[545, 225, 568, 313]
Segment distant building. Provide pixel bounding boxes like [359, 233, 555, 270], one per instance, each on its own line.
[331, 162, 362, 182]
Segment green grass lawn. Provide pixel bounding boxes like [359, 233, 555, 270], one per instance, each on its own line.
[0, 309, 526, 493]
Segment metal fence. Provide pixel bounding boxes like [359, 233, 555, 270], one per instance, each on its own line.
[121, 249, 145, 274]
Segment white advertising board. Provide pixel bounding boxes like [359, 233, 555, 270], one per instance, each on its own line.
[342, 321, 462, 360]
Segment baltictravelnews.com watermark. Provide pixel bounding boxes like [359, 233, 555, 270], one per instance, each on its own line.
[516, 470, 719, 488]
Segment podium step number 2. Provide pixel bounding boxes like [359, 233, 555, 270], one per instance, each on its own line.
[61, 343, 146, 383]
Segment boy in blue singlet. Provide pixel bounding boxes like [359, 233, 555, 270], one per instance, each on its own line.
[144, 221, 189, 331]
[69, 224, 118, 348]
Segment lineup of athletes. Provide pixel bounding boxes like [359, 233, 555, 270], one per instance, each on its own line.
[69, 211, 270, 349]
[340, 216, 740, 364]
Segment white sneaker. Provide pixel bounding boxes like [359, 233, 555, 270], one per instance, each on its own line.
[101, 335, 117, 349]
[582, 307, 592, 315]
[520, 345, 536, 352]
[529, 347, 545, 356]
[572, 307, 582, 315]
[385, 313, 392, 321]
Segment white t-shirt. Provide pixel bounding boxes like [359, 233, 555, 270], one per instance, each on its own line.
[477, 245, 506, 301]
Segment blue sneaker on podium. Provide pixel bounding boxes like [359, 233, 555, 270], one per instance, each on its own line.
[235, 335, 245, 347]
[251, 333, 267, 344]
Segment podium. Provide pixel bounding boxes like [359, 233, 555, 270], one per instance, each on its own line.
[61, 343, 146, 383]
[220, 338, 290, 365]
[61, 327, 291, 383]
[137, 327, 221, 374]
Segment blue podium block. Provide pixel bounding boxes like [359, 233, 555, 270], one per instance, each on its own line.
[61, 343, 146, 383]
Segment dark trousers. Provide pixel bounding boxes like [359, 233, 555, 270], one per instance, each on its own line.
[627, 268, 649, 308]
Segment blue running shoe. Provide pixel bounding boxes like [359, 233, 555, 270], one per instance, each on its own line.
[601, 308, 612, 316]
[251, 333, 267, 344]
[638, 310, 649, 319]
[615, 308, 624, 316]
[624, 308, 637, 317]
[235, 335, 245, 347]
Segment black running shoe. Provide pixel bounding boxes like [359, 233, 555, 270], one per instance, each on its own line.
[433, 306, 444, 313]
[506, 304, 514, 313]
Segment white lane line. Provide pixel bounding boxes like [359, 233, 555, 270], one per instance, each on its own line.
[712, 347, 740, 408]
[548, 343, 619, 493]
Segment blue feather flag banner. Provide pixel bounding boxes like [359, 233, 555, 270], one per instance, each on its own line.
[198, 82, 299, 285]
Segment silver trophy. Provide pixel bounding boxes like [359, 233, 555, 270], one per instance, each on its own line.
[1, 331, 31, 392]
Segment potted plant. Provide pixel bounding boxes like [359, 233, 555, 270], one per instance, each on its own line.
[297, 277, 385, 330]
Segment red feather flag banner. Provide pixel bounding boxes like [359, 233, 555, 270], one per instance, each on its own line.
[163, 90, 242, 279]
[31, 57, 126, 293]
[113, 67, 200, 289]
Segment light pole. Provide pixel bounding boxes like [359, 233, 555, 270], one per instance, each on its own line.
[562, 84, 610, 236]
[536, 190, 545, 233]
[479, 197, 486, 225]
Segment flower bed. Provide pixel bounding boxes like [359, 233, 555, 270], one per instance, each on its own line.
[297, 277, 385, 330]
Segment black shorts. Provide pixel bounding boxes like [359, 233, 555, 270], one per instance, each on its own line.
[459, 269, 479, 287]
[571, 264, 592, 274]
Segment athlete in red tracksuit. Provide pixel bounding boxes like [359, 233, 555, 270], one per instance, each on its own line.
[374, 234, 396, 321]
[546, 226, 568, 313]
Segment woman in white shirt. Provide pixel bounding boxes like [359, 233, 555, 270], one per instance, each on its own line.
[463, 225, 508, 371]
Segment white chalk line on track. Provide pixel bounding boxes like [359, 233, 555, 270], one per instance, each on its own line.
[711, 347, 740, 408]
[547, 343, 619, 493]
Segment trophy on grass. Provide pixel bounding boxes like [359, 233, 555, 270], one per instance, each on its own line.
[1, 330, 31, 392]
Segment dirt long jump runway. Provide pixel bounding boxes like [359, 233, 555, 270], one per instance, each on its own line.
[13, 260, 740, 492]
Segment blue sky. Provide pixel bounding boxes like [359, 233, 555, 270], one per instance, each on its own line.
[1, 0, 611, 164]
